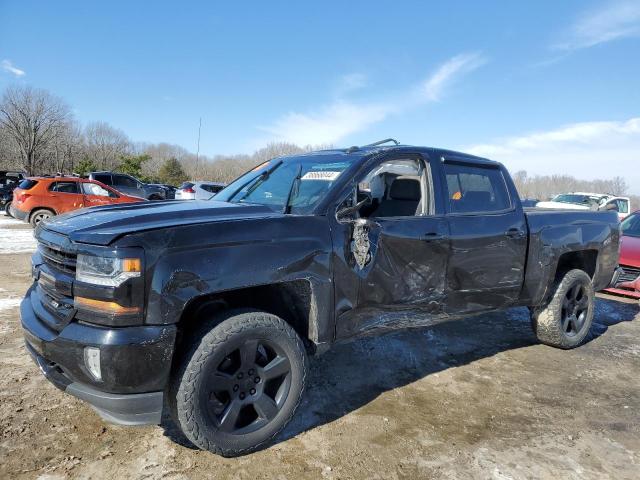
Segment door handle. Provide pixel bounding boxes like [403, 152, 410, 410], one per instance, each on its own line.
[423, 232, 446, 241]
[506, 228, 525, 238]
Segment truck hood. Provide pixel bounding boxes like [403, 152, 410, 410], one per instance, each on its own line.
[41, 200, 278, 246]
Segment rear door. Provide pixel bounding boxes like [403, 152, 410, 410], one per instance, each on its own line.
[441, 159, 527, 313]
[48, 180, 84, 213]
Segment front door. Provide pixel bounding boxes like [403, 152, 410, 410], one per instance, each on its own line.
[81, 181, 116, 207]
[333, 153, 450, 338]
[441, 159, 527, 313]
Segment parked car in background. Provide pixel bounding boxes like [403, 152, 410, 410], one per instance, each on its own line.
[175, 181, 226, 200]
[604, 210, 640, 299]
[10, 176, 146, 226]
[150, 184, 177, 199]
[536, 192, 631, 220]
[520, 198, 540, 208]
[87, 172, 166, 200]
[0, 171, 26, 216]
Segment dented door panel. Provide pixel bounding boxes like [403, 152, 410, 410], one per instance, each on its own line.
[334, 216, 449, 338]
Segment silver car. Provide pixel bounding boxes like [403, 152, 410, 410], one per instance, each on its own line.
[175, 181, 226, 200]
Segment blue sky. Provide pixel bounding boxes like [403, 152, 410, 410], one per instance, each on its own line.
[1, 1, 640, 191]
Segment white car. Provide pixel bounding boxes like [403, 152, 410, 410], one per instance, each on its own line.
[175, 181, 226, 200]
[536, 192, 631, 220]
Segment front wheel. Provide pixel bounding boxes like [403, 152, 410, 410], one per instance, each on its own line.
[170, 309, 307, 457]
[530, 269, 595, 349]
[4, 202, 12, 217]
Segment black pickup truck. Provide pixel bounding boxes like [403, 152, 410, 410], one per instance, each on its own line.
[21, 141, 620, 456]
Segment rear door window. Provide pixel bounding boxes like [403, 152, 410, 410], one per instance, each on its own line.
[49, 181, 80, 194]
[114, 175, 138, 188]
[444, 163, 511, 214]
[93, 173, 112, 185]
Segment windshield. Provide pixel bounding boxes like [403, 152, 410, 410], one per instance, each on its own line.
[215, 155, 354, 214]
[552, 194, 601, 207]
[621, 212, 640, 238]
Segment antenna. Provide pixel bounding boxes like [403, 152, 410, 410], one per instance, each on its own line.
[195, 117, 202, 180]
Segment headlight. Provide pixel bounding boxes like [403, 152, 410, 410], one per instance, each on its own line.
[76, 254, 141, 286]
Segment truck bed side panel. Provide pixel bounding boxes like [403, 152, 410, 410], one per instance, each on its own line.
[520, 208, 619, 306]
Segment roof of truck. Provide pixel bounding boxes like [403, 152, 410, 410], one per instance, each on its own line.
[296, 143, 500, 167]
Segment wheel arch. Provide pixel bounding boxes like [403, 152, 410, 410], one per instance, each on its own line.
[29, 206, 57, 221]
[174, 280, 321, 359]
[553, 249, 598, 281]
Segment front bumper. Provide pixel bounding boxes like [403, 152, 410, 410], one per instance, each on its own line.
[20, 287, 177, 425]
[603, 266, 640, 299]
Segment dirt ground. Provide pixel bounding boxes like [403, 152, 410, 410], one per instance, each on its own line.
[0, 216, 638, 480]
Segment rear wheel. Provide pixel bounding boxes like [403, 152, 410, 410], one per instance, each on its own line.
[29, 209, 54, 227]
[4, 201, 12, 217]
[170, 309, 307, 457]
[530, 269, 594, 349]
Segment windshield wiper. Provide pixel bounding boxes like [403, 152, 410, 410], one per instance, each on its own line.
[227, 160, 284, 203]
[283, 164, 302, 214]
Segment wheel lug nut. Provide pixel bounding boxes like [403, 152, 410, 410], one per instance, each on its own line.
[250, 388, 256, 395]
[239, 392, 246, 400]
[237, 373, 243, 379]
[233, 384, 239, 392]
[248, 369, 255, 375]
[254, 377, 260, 383]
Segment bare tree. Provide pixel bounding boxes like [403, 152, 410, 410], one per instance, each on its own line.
[0, 85, 72, 174]
[84, 121, 131, 170]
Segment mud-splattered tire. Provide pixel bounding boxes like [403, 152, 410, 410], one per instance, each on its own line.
[170, 309, 307, 457]
[530, 269, 594, 349]
[29, 208, 54, 227]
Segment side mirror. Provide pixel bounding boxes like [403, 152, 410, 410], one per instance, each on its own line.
[336, 196, 371, 220]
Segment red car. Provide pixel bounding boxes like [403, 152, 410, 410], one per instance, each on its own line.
[11, 176, 146, 227]
[605, 210, 640, 299]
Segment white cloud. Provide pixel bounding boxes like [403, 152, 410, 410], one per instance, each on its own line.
[261, 52, 486, 145]
[465, 118, 640, 193]
[1, 59, 26, 77]
[423, 53, 487, 101]
[555, 0, 640, 51]
[336, 73, 368, 95]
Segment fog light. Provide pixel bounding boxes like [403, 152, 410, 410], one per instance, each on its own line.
[84, 347, 102, 381]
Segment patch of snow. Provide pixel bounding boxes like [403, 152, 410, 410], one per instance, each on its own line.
[0, 215, 26, 226]
[0, 221, 36, 254]
[0, 298, 21, 310]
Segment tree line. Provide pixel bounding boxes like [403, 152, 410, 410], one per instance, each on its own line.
[1, 84, 637, 207]
[0, 84, 315, 186]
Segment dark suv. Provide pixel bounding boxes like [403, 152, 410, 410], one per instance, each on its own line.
[88, 172, 166, 200]
[1, 171, 26, 216]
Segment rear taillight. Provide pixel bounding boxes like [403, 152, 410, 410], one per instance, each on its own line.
[183, 187, 195, 193]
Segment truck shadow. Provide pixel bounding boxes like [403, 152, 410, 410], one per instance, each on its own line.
[160, 298, 637, 452]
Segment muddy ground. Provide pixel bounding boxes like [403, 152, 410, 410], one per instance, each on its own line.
[0, 216, 638, 479]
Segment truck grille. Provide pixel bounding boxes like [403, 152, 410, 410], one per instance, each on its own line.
[39, 243, 77, 274]
[619, 264, 640, 284]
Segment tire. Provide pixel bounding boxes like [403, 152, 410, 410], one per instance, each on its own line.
[170, 309, 307, 457]
[149, 194, 163, 201]
[530, 269, 595, 349]
[4, 202, 12, 217]
[29, 208, 54, 227]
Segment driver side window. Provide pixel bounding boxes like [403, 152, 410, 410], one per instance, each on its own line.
[357, 158, 431, 218]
